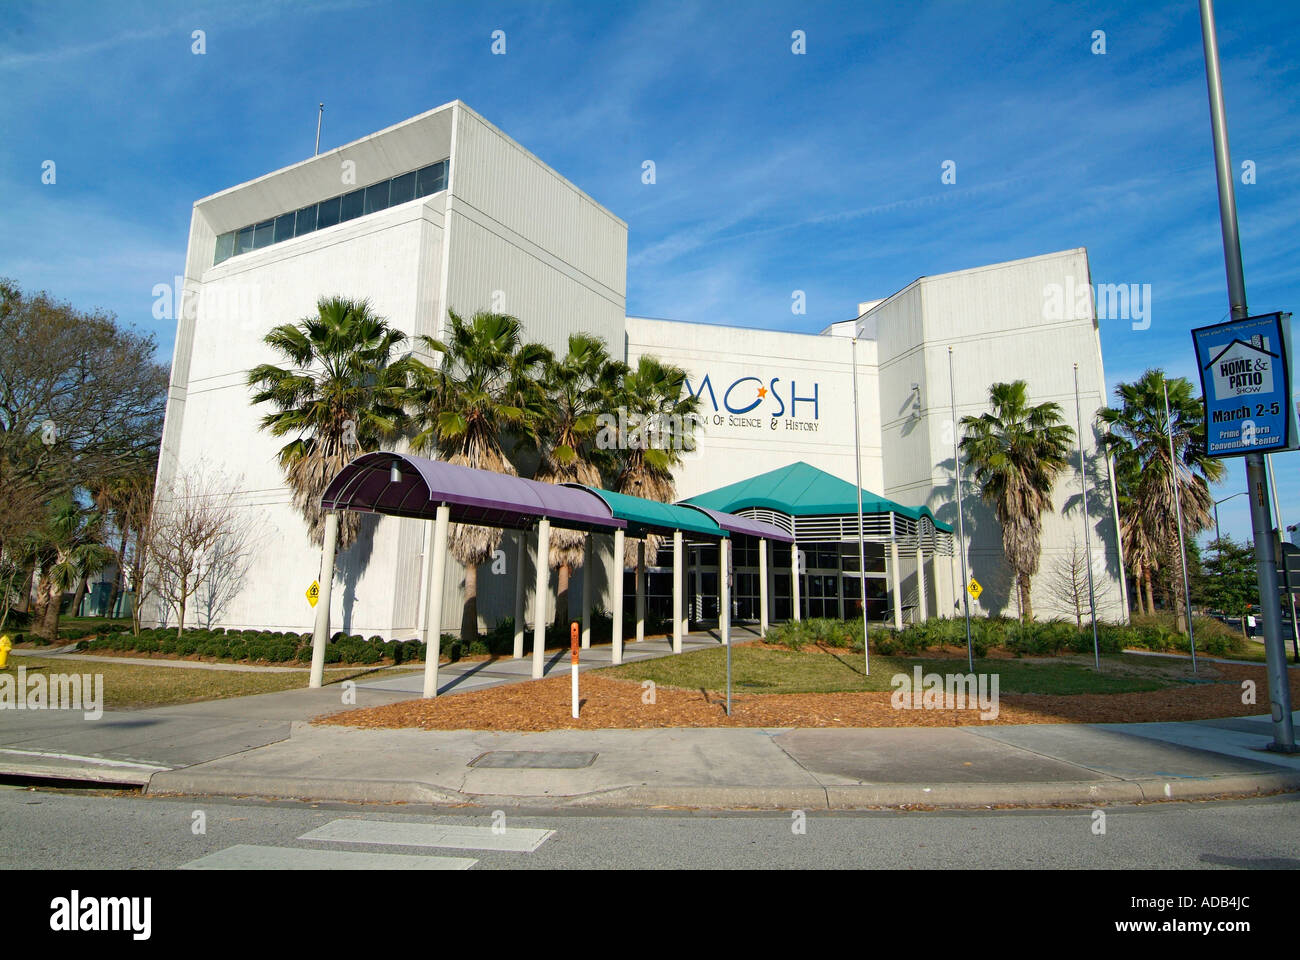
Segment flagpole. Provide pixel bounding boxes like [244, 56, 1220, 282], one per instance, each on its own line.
[949, 346, 974, 672]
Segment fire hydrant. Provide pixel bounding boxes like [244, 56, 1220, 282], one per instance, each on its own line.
[0, 635, 11, 669]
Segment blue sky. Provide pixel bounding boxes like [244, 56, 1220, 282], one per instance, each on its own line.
[1, 0, 1297, 543]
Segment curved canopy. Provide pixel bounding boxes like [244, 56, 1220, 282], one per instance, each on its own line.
[564, 486, 721, 538]
[564, 486, 791, 542]
[685, 460, 953, 532]
[682, 504, 796, 543]
[321, 452, 623, 532]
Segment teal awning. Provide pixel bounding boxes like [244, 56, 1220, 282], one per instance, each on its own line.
[683, 461, 953, 532]
[563, 485, 793, 542]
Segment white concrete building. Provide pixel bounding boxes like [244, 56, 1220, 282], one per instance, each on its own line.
[155, 102, 1125, 637]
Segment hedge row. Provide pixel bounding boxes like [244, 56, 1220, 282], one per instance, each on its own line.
[768, 613, 1248, 659]
[78, 628, 435, 665]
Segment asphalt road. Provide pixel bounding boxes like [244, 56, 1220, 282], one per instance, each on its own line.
[2, 784, 1299, 870]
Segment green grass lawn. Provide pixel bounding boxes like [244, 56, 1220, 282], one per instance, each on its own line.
[2, 657, 416, 710]
[600, 646, 1204, 696]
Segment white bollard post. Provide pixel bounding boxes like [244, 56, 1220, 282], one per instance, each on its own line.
[570, 622, 580, 719]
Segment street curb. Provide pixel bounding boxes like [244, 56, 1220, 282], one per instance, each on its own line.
[144, 771, 473, 806]
[130, 770, 1300, 810]
[0, 759, 166, 787]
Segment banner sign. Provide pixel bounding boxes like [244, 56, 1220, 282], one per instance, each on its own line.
[1191, 312, 1296, 457]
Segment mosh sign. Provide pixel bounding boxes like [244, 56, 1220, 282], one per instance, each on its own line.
[1191, 312, 1296, 457]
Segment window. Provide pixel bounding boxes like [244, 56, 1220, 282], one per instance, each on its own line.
[252, 219, 274, 249]
[294, 204, 318, 236]
[364, 180, 390, 215]
[273, 213, 296, 243]
[316, 196, 341, 229]
[389, 171, 416, 205]
[212, 157, 449, 264]
[214, 231, 235, 264]
[340, 189, 364, 223]
[416, 161, 446, 197]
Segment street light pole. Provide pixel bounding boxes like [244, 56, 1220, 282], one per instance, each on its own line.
[851, 336, 870, 676]
[1199, 0, 1293, 751]
[949, 346, 974, 672]
[1074, 363, 1100, 671]
[1163, 376, 1197, 675]
[1265, 454, 1300, 661]
[1213, 491, 1246, 557]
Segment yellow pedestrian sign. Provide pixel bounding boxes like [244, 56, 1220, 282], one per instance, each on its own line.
[306, 581, 320, 608]
[966, 577, 982, 600]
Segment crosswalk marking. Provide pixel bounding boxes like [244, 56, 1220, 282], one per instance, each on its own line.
[299, 819, 554, 853]
[181, 844, 476, 870]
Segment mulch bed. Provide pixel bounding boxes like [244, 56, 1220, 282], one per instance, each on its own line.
[316, 661, 1297, 732]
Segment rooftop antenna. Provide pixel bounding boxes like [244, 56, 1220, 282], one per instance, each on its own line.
[314, 102, 324, 156]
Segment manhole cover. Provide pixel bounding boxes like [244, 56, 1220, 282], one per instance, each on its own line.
[469, 751, 598, 769]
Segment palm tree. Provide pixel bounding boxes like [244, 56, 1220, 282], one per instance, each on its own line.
[610, 356, 703, 567]
[959, 380, 1074, 622]
[31, 498, 113, 641]
[407, 310, 551, 644]
[534, 334, 626, 626]
[1108, 439, 1158, 616]
[248, 296, 410, 550]
[1098, 369, 1223, 632]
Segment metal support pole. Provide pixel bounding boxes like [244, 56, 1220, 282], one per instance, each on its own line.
[672, 529, 683, 653]
[612, 529, 625, 664]
[759, 538, 769, 637]
[915, 545, 928, 622]
[721, 536, 731, 715]
[532, 519, 550, 680]
[1075, 363, 1101, 670]
[949, 346, 974, 672]
[314, 102, 324, 156]
[1200, 0, 1293, 749]
[635, 539, 646, 644]
[513, 531, 526, 659]
[581, 537, 593, 649]
[420, 504, 450, 698]
[890, 536, 903, 630]
[791, 543, 801, 622]
[852, 336, 870, 674]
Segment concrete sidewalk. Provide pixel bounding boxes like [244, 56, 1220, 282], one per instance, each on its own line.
[6, 626, 1300, 810]
[5, 691, 1299, 809]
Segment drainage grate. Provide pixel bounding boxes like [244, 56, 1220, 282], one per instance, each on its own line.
[468, 751, 598, 769]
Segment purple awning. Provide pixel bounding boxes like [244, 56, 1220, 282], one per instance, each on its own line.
[321, 452, 624, 532]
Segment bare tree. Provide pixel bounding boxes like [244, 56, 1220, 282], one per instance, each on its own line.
[196, 525, 264, 628]
[146, 465, 259, 637]
[1048, 533, 1114, 626]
